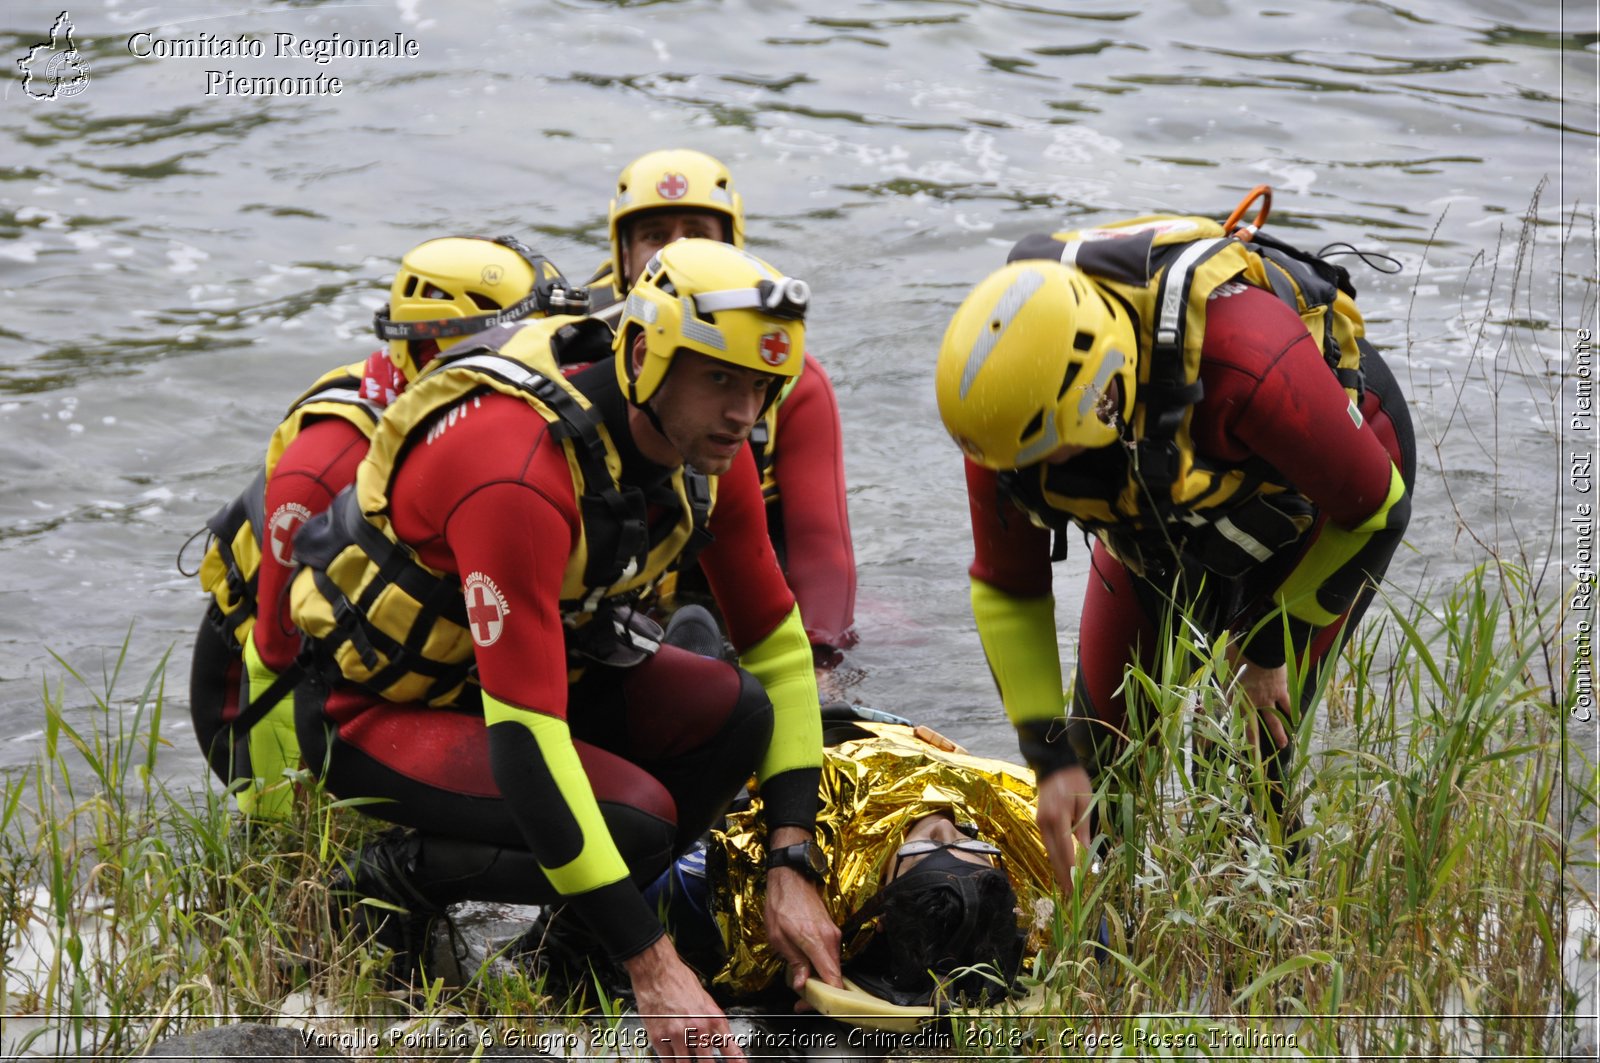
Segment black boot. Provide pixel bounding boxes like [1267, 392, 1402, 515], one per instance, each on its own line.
[328, 828, 448, 983]
[663, 604, 729, 659]
[507, 905, 633, 1003]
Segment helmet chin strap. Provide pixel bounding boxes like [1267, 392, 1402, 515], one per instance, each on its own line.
[637, 394, 669, 443]
[626, 335, 676, 451]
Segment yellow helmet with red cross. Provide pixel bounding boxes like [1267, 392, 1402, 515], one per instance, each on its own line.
[614, 238, 806, 408]
[608, 150, 745, 292]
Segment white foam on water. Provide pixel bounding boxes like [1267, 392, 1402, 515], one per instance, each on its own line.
[0, 241, 43, 263]
[165, 242, 209, 275]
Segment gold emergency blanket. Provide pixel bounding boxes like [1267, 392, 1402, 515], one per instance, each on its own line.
[708, 720, 1054, 996]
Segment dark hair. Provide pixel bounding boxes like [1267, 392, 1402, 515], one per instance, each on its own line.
[843, 852, 1026, 1008]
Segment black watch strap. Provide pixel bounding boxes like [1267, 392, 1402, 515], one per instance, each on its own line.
[766, 841, 827, 883]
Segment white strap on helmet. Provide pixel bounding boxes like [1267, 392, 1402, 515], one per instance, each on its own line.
[693, 277, 811, 318]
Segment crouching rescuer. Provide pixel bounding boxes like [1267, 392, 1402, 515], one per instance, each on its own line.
[287, 239, 842, 1059]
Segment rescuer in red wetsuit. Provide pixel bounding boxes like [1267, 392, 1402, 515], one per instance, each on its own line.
[188, 236, 576, 819]
[587, 149, 858, 673]
[289, 240, 841, 1060]
[935, 219, 1414, 895]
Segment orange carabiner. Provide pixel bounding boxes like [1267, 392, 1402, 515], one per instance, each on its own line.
[1224, 184, 1273, 242]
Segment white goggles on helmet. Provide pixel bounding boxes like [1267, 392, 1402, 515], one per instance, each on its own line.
[691, 277, 810, 321]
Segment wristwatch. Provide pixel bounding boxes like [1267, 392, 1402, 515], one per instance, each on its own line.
[766, 840, 828, 883]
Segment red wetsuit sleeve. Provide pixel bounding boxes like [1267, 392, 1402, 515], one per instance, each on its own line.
[702, 443, 818, 831]
[965, 459, 1054, 597]
[391, 393, 577, 717]
[770, 353, 858, 650]
[701, 443, 799, 653]
[1193, 286, 1396, 526]
[1194, 286, 1409, 665]
[254, 417, 369, 672]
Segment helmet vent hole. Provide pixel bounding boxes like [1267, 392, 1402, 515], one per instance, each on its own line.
[1073, 331, 1095, 353]
[466, 292, 503, 311]
[1057, 362, 1081, 401]
[421, 283, 453, 301]
[988, 319, 1002, 333]
[402, 276, 418, 298]
[1020, 409, 1044, 442]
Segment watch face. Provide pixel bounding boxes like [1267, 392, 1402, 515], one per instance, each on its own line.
[772, 842, 827, 880]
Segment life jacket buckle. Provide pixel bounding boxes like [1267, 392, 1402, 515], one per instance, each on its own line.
[332, 597, 381, 671]
[224, 568, 253, 605]
[568, 605, 663, 668]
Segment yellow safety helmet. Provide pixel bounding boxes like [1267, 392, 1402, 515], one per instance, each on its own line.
[614, 238, 806, 409]
[608, 149, 745, 292]
[374, 235, 587, 381]
[935, 260, 1136, 469]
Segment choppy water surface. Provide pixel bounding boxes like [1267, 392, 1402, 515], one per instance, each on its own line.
[0, 2, 1591, 782]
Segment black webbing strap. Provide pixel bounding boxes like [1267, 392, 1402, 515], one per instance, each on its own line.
[439, 345, 651, 598]
[1132, 238, 1230, 523]
[335, 493, 472, 697]
[1252, 235, 1365, 400]
[230, 662, 304, 737]
[202, 468, 268, 642]
[676, 468, 716, 569]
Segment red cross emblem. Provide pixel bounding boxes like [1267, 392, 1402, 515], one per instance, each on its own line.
[758, 330, 790, 367]
[267, 503, 311, 568]
[462, 572, 508, 647]
[656, 172, 689, 200]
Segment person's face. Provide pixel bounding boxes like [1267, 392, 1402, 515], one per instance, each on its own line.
[886, 813, 999, 882]
[633, 344, 776, 475]
[623, 210, 725, 287]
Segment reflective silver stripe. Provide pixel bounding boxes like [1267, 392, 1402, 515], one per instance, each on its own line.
[1214, 515, 1274, 562]
[1013, 410, 1059, 467]
[959, 267, 1046, 399]
[708, 187, 733, 206]
[624, 292, 659, 324]
[615, 190, 633, 209]
[1077, 348, 1126, 419]
[1157, 238, 1226, 349]
[679, 297, 726, 350]
[447, 352, 547, 390]
[299, 386, 367, 406]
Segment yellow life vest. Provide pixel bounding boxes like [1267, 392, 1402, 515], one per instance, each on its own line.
[999, 215, 1368, 575]
[288, 317, 715, 707]
[195, 361, 382, 650]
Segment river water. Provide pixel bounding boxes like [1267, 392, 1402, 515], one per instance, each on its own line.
[0, 0, 1591, 799]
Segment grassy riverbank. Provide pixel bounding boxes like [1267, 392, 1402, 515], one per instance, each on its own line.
[0, 562, 1592, 1060]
